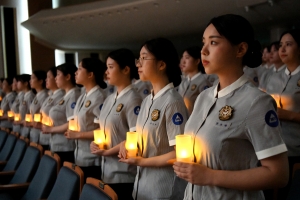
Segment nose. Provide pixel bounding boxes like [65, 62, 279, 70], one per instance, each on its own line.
[201, 44, 208, 56]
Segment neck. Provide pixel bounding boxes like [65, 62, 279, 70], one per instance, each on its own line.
[217, 68, 244, 91]
[24, 88, 30, 93]
[35, 88, 43, 93]
[84, 82, 97, 94]
[116, 79, 131, 95]
[64, 83, 75, 94]
[274, 62, 284, 70]
[51, 87, 59, 93]
[151, 76, 169, 96]
[187, 69, 199, 79]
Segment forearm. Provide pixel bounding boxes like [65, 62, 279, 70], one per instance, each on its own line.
[103, 143, 121, 156]
[279, 109, 300, 122]
[77, 130, 94, 139]
[140, 150, 175, 167]
[51, 123, 68, 133]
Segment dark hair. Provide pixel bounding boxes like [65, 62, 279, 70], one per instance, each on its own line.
[3, 77, 13, 85]
[0, 78, 4, 83]
[57, 63, 77, 86]
[184, 46, 205, 74]
[107, 48, 139, 80]
[280, 29, 300, 47]
[32, 70, 47, 88]
[81, 58, 107, 89]
[142, 38, 181, 87]
[270, 41, 280, 51]
[17, 74, 31, 89]
[48, 66, 57, 78]
[208, 14, 262, 68]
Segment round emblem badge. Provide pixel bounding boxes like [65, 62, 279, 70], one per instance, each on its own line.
[34, 99, 38, 105]
[191, 84, 197, 91]
[85, 100, 91, 108]
[22, 101, 26, 105]
[151, 109, 160, 121]
[48, 98, 53, 104]
[219, 105, 234, 121]
[116, 104, 123, 112]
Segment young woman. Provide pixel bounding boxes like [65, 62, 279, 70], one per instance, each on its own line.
[173, 14, 288, 200]
[90, 48, 142, 199]
[266, 29, 300, 199]
[178, 46, 211, 115]
[0, 77, 16, 131]
[15, 74, 35, 138]
[65, 58, 107, 181]
[26, 71, 48, 145]
[42, 63, 81, 165]
[259, 41, 286, 92]
[10, 75, 24, 134]
[119, 38, 189, 200]
[36, 67, 65, 151]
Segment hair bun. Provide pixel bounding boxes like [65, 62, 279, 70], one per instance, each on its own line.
[243, 40, 262, 68]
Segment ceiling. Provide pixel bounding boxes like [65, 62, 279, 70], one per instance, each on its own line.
[22, 0, 300, 52]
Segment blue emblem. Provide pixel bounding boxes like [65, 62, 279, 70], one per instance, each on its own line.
[109, 88, 114, 93]
[203, 85, 209, 90]
[134, 106, 140, 115]
[265, 110, 279, 127]
[172, 113, 183, 125]
[99, 104, 103, 110]
[253, 77, 258, 83]
[71, 102, 76, 109]
[143, 89, 149, 95]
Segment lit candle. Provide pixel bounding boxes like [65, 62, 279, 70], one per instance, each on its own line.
[176, 135, 192, 162]
[14, 113, 20, 121]
[93, 130, 105, 149]
[68, 119, 77, 131]
[25, 114, 32, 122]
[34, 114, 41, 122]
[126, 132, 138, 158]
[0, 110, 3, 117]
[42, 116, 51, 126]
[7, 111, 14, 118]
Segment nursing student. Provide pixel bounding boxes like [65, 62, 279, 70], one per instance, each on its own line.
[90, 48, 142, 199]
[178, 46, 211, 115]
[37, 67, 65, 151]
[42, 63, 81, 165]
[10, 75, 24, 134]
[119, 38, 189, 200]
[266, 29, 300, 199]
[0, 77, 16, 131]
[26, 71, 48, 144]
[18, 74, 35, 138]
[65, 58, 107, 181]
[173, 14, 289, 200]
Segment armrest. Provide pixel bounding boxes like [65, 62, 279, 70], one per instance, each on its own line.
[0, 171, 15, 176]
[0, 182, 30, 190]
[0, 161, 7, 166]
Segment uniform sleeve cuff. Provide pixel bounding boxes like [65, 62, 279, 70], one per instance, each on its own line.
[94, 118, 99, 124]
[129, 127, 136, 132]
[67, 116, 74, 121]
[256, 144, 287, 160]
[169, 139, 176, 146]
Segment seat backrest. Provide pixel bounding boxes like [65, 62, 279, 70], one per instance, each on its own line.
[0, 130, 8, 151]
[47, 162, 84, 200]
[0, 134, 17, 161]
[19, 136, 29, 146]
[21, 151, 61, 200]
[79, 178, 118, 200]
[2, 138, 27, 171]
[11, 131, 20, 138]
[9, 142, 43, 184]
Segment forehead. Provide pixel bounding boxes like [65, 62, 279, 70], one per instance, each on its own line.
[203, 24, 221, 38]
[281, 33, 295, 42]
[106, 57, 116, 65]
[140, 46, 150, 55]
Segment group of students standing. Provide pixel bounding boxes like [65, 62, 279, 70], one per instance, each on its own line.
[0, 13, 299, 200]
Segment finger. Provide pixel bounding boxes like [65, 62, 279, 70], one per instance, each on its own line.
[167, 159, 176, 165]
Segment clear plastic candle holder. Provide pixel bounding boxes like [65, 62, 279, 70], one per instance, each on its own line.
[176, 135, 192, 162]
[94, 129, 105, 149]
[126, 132, 138, 158]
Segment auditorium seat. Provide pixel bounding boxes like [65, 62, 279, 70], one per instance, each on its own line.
[0, 130, 8, 151]
[79, 177, 118, 200]
[0, 134, 17, 164]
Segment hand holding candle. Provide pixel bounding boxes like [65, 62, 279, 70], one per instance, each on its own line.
[25, 114, 32, 122]
[0, 110, 3, 117]
[34, 114, 41, 122]
[176, 135, 192, 162]
[14, 113, 20, 121]
[93, 130, 105, 149]
[7, 111, 14, 118]
[68, 119, 78, 131]
[126, 132, 138, 158]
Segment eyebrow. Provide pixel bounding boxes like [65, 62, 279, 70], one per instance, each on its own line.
[202, 35, 222, 40]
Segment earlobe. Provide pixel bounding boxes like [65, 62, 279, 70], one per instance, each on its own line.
[159, 61, 167, 71]
[237, 42, 248, 58]
[123, 66, 130, 75]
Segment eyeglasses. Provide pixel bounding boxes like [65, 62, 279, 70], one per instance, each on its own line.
[135, 57, 156, 65]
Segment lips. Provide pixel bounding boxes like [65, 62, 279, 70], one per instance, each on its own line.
[202, 59, 209, 66]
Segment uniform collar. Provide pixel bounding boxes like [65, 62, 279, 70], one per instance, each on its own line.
[285, 65, 300, 76]
[133, 79, 141, 85]
[273, 65, 286, 72]
[265, 64, 274, 69]
[65, 87, 76, 98]
[151, 83, 174, 100]
[24, 90, 33, 98]
[53, 89, 62, 95]
[188, 72, 201, 81]
[213, 74, 248, 98]
[18, 91, 24, 97]
[86, 85, 99, 97]
[115, 84, 132, 99]
[36, 89, 47, 98]
[5, 92, 13, 98]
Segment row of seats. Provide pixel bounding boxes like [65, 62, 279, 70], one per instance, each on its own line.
[0, 130, 118, 200]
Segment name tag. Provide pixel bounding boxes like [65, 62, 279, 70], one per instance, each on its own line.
[214, 121, 232, 129]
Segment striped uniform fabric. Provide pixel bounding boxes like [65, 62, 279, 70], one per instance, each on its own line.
[132, 80, 152, 99]
[99, 85, 142, 184]
[133, 83, 188, 200]
[243, 66, 259, 87]
[73, 85, 105, 167]
[259, 65, 285, 91]
[178, 72, 211, 115]
[19, 90, 35, 138]
[266, 66, 300, 156]
[0, 92, 16, 128]
[183, 74, 287, 200]
[11, 91, 24, 133]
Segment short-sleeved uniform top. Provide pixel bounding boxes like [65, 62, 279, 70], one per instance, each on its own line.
[73, 85, 105, 167]
[39, 89, 65, 145]
[243, 66, 259, 87]
[0, 92, 16, 128]
[19, 91, 35, 138]
[259, 65, 286, 92]
[29, 90, 49, 143]
[99, 85, 142, 184]
[104, 82, 115, 97]
[49, 87, 81, 152]
[258, 64, 273, 86]
[133, 83, 189, 200]
[132, 80, 152, 99]
[183, 74, 287, 200]
[11, 91, 25, 133]
[266, 66, 300, 156]
[178, 72, 211, 115]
